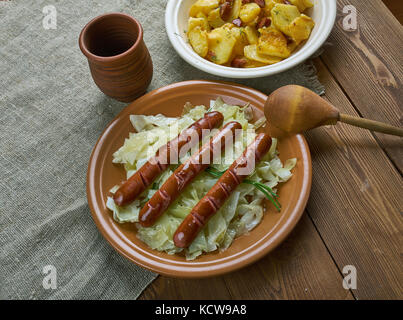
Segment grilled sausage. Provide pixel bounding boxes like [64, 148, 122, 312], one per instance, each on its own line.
[254, 0, 265, 8]
[173, 133, 272, 248]
[113, 111, 224, 207]
[138, 121, 243, 227]
[257, 17, 271, 29]
[231, 57, 247, 68]
[220, 1, 233, 21]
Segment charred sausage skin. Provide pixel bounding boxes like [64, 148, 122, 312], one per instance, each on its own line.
[113, 111, 224, 207]
[173, 133, 272, 248]
[138, 121, 243, 227]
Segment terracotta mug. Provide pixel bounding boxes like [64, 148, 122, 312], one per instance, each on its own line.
[79, 13, 153, 102]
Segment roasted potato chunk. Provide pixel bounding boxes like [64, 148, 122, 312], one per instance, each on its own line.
[231, 27, 249, 56]
[186, 0, 314, 68]
[243, 58, 267, 68]
[288, 0, 314, 13]
[207, 7, 225, 28]
[244, 25, 259, 44]
[221, 22, 236, 29]
[228, 0, 243, 22]
[188, 26, 209, 58]
[239, 3, 261, 24]
[271, 4, 301, 34]
[244, 44, 283, 64]
[287, 14, 315, 41]
[207, 27, 237, 64]
[257, 27, 291, 58]
[189, 0, 220, 17]
[188, 16, 210, 32]
[263, 0, 284, 15]
[287, 39, 300, 52]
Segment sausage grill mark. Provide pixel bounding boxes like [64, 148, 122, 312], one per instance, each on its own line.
[219, 181, 231, 197]
[113, 111, 224, 207]
[207, 196, 219, 211]
[139, 172, 148, 187]
[229, 169, 240, 184]
[138, 121, 243, 227]
[173, 133, 272, 248]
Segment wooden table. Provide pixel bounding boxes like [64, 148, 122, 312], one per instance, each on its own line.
[140, 0, 402, 300]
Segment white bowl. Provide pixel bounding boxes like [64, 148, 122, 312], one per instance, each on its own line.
[165, 0, 336, 79]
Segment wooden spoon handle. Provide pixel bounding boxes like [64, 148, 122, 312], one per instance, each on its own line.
[339, 114, 403, 137]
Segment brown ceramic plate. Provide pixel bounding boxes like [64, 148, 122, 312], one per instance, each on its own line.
[87, 80, 312, 278]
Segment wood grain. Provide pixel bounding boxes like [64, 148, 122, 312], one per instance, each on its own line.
[139, 215, 353, 300]
[305, 58, 403, 300]
[321, 0, 403, 171]
[139, 1, 403, 300]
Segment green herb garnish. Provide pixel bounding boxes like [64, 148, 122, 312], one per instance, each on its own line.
[205, 167, 281, 211]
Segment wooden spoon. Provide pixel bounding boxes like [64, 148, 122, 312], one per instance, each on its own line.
[264, 85, 403, 138]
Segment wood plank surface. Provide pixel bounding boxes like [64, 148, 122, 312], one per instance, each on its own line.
[321, 0, 403, 171]
[140, 215, 354, 300]
[305, 58, 403, 299]
[140, 2, 402, 300]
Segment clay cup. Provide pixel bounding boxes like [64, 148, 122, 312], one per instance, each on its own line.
[79, 13, 153, 102]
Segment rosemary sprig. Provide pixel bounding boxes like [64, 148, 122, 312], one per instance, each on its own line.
[205, 167, 222, 178]
[205, 167, 281, 212]
[244, 179, 278, 199]
[243, 180, 281, 212]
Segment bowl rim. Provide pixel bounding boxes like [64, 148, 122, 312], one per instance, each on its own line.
[86, 80, 312, 278]
[165, 0, 336, 78]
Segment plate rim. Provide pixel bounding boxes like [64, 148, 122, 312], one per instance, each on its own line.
[86, 80, 312, 278]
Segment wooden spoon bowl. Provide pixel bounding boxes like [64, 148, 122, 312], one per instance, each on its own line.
[264, 85, 403, 138]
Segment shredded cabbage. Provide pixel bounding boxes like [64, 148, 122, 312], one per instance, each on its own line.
[106, 98, 296, 260]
